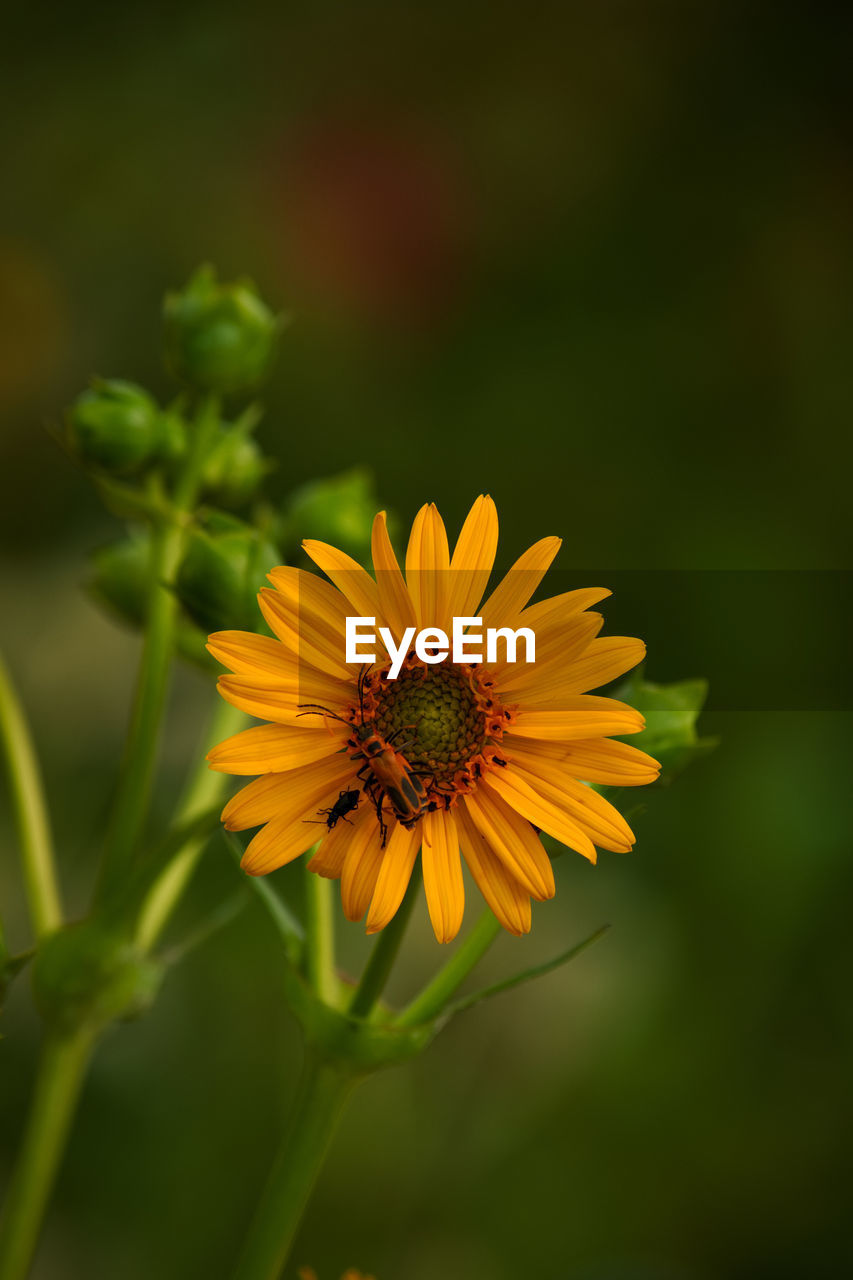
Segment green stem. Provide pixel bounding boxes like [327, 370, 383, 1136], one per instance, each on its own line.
[302, 868, 337, 1006]
[97, 395, 220, 898]
[348, 872, 420, 1020]
[232, 1051, 356, 1280]
[134, 698, 245, 954]
[0, 652, 62, 938]
[395, 909, 502, 1028]
[0, 1028, 96, 1280]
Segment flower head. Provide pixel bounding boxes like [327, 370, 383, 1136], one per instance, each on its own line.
[207, 498, 659, 943]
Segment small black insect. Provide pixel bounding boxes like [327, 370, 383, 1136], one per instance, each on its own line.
[306, 788, 362, 829]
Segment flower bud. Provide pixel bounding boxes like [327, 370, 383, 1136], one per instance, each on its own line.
[281, 468, 388, 560]
[89, 532, 212, 665]
[66, 378, 162, 475]
[34, 921, 163, 1034]
[163, 265, 279, 395]
[203, 428, 269, 508]
[88, 534, 151, 628]
[175, 513, 280, 633]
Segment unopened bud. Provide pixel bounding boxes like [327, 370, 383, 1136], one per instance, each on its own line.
[175, 514, 280, 632]
[203, 428, 269, 508]
[88, 533, 213, 665]
[282, 468, 388, 560]
[66, 378, 162, 475]
[88, 534, 151, 628]
[163, 265, 279, 395]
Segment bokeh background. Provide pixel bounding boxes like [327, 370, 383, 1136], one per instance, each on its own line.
[2, 3, 852, 1278]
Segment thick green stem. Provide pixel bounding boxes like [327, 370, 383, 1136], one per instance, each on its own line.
[395, 909, 502, 1028]
[348, 872, 420, 1020]
[302, 868, 337, 1006]
[0, 652, 62, 938]
[0, 1028, 96, 1280]
[232, 1052, 356, 1280]
[97, 394, 220, 899]
[134, 698, 245, 953]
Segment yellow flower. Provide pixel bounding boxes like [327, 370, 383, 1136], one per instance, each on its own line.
[207, 497, 659, 943]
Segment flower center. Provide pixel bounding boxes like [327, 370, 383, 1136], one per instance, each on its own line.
[356, 657, 513, 795]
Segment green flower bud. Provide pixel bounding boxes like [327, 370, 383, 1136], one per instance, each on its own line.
[203, 428, 269, 508]
[34, 920, 163, 1034]
[66, 378, 162, 475]
[175, 513, 280, 633]
[163, 265, 279, 395]
[89, 532, 212, 665]
[281, 468, 390, 560]
[88, 533, 151, 628]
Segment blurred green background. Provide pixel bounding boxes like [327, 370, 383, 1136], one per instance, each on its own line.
[1, 3, 852, 1278]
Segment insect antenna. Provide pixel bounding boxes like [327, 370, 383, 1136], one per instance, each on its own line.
[296, 703, 351, 737]
[356, 663, 372, 722]
[296, 703, 348, 723]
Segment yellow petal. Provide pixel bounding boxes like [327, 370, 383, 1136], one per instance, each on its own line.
[207, 630, 295, 679]
[501, 735, 660, 786]
[306, 839, 347, 878]
[504, 754, 636, 852]
[217, 671, 352, 726]
[464, 784, 556, 898]
[479, 536, 562, 631]
[481, 768, 597, 863]
[302, 539, 381, 621]
[516, 587, 612, 629]
[557, 636, 646, 694]
[365, 821, 421, 934]
[446, 495, 499, 620]
[505, 637, 645, 704]
[307, 803, 374, 879]
[340, 813, 386, 922]
[222, 752, 354, 832]
[421, 809, 465, 943]
[496, 612, 602, 688]
[456, 801, 531, 936]
[405, 503, 450, 630]
[371, 510, 416, 641]
[258, 574, 352, 679]
[240, 812, 320, 876]
[507, 696, 645, 741]
[207, 723, 345, 775]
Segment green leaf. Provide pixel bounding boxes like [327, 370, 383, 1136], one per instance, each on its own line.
[441, 925, 610, 1019]
[220, 836, 440, 1072]
[223, 832, 304, 965]
[613, 669, 717, 782]
[159, 892, 248, 968]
